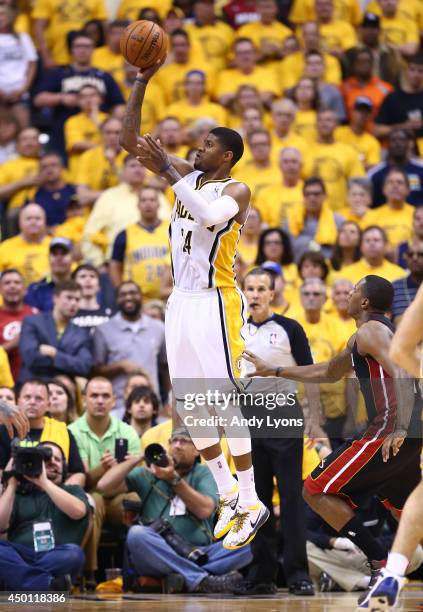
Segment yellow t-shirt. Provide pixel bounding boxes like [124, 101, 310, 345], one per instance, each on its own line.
[366, 0, 423, 31]
[54, 216, 86, 243]
[319, 20, 358, 52]
[335, 126, 381, 168]
[368, 203, 414, 248]
[290, 0, 362, 25]
[0, 346, 13, 388]
[278, 51, 341, 91]
[165, 99, 228, 128]
[306, 141, 365, 211]
[153, 60, 215, 105]
[337, 258, 407, 285]
[270, 131, 310, 167]
[32, 0, 108, 65]
[0, 234, 51, 285]
[255, 181, 304, 227]
[185, 21, 234, 71]
[0, 157, 39, 209]
[75, 146, 127, 192]
[379, 14, 419, 48]
[92, 46, 124, 89]
[117, 0, 172, 20]
[120, 80, 165, 136]
[236, 20, 293, 62]
[122, 222, 170, 300]
[293, 109, 317, 143]
[215, 66, 281, 100]
[64, 111, 108, 177]
[232, 160, 280, 204]
[337, 206, 378, 230]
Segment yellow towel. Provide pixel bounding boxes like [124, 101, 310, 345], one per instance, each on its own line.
[287, 199, 338, 245]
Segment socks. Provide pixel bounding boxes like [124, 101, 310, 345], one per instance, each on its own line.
[237, 465, 258, 507]
[205, 453, 237, 495]
[386, 552, 409, 577]
[339, 516, 388, 562]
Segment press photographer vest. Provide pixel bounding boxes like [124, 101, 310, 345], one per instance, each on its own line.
[19, 416, 70, 461]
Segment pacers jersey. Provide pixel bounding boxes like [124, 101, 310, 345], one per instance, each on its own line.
[170, 171, 244, 290]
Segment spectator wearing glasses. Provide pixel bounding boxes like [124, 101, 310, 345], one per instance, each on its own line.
[391, 238, 423, 325]
[397, 207, 423, 269]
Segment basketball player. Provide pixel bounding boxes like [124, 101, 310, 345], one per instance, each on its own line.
[0, 399, 28, 439]
[119, 59, 291, 549]
[243, 275, 422, 606]
[362, 283, 423, 609]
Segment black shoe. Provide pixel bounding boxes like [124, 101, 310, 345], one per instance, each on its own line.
[163, 573, 185, 594]
[357, 560, 385, 607]
[319, 572, 340, 592]
[288, 579, 315, 596]
[195, 573, 242, 593]
[232, 579, 278, 596]
[50, 574, 72, 592]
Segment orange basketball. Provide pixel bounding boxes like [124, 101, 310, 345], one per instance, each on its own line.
[120, 20, 168, 70]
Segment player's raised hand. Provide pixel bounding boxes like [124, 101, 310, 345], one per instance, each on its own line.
[0, 400, 29, 439]
[137, 57, 167, 82]
[382, 430, 406, 463]
[242, 350, 277, 377]
[136, 134, 171, 174]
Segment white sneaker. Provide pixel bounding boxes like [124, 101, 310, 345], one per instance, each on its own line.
[222, 500, 269, 549]
[214, 485, 239, 540]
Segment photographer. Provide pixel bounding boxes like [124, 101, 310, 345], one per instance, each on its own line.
[0, 442, 90, 591]
[98, 427, 252, 594]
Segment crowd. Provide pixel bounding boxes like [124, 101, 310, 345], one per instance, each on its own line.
[0, 0, 422, 597]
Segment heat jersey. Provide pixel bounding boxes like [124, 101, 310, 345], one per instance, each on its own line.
[169, 170, 244, 291]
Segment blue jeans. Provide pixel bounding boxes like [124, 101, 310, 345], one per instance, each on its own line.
[0, 541, 85, 590]
[127, 524, 252, 591]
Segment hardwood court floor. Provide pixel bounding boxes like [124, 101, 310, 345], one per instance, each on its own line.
[1, 585, 423, 611]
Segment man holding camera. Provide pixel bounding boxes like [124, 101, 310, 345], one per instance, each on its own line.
[0, 442, 90, 591]
[68, 376, 140, 578]
[98, 427, 252, 594]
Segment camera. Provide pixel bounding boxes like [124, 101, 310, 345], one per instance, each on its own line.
[11, 440, 52, 477]
[144, 443, 169, 468]
[149, 518, 208, 566]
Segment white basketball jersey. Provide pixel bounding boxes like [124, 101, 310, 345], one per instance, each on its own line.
[170, 170, 244, 290]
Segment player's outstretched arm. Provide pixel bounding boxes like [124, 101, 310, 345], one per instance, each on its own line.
[390, 283, 423, 378]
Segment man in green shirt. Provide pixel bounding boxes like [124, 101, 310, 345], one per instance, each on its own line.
[69, 376, 140, 575]
[0, 442, 90, 591]
[98, 427, 252, 593]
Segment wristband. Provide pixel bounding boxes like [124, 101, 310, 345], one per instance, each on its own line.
[159, 161, 172, 173]
[169, 474, 182, 486]
[275, 367, 283, 377]
[135, 77, 149, 85]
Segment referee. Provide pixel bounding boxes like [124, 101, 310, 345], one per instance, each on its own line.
[235, 267, 319, 596]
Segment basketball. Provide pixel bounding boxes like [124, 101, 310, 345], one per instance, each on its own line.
[120, 20, 168, 70]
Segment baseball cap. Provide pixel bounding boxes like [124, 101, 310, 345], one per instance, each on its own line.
[261, 261, 282, 276]
[354, 96, 373, 111]
[361, 13, 380, 28]
[171, 426, 192, 441]
[49, 237, 73, 252]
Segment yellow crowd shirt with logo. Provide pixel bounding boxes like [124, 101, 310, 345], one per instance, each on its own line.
[0, 234, 51, 285]
[185, 21, 234, 71]
[92, 46, 124, 89]
[335, 125, 381, 168]
[255, 181, 304, 227]
[0, 156, 39, 209]
[75, 146, 127, 191]
[367, 203, 414, 247]
[64, 111, 108, 176]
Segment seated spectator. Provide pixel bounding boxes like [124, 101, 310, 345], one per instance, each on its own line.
[25, 237, 73, 311]
[0, 4, 37, 127]
[315, 0, 357, 57]
[48, 380, 77, 424]
[185, 0, 234, 71]
[166, 70, 227, 129]
[303, 50, 346, 122]
[19, 280, 93, 382]
[92, 20, 129, 89]
[98, 426, 252, 593]
[93, 281, 168, 417]
[69, 376, 140, 577]
[376, 0, 419, 57]
[236, 0, 293, 65]
[71, 263, 112, 330]
[287, 177, 345, 261]
[123, 370, 154, 404]
[123, 386, 159, 438]
[237, 207, 262, 266]
[370, 168, 414, 248]
[0, 385, 15, 405]
[398, 206, 423, 268]
[374, 54, 423, 157]
[0, 110, 19, 164]
[238, 107, 266, 143]
[278, 21, 342, 91]
[32, 153, 76, 228]
[340, 225, 406, 284]
[307, 109, 365, 212]
[289, 0, 362, 26]
[329, 279, 356, 342]
[255, 228, 299, 302]
[76, 117, 125, 207]
[391, 237, 423, 325]
[338, 178, 376, 228]
[33, 31, 124, 159]
[0, 268, 37, 382]
[81, 155, 146, 267]
[0, 379, 85, 485]
[343, 13, 402, 86]
[0, 441, 90, 591]
[233, 128, 278, 204]
[110, 186, 171, 300]
[0, 127, 41, 235]
[289, 77, 318, 143]
[215, 37, 280, 108]
[269, 98, 309, 162]
[335, 98, 381, 170]
[156, 116, 188, 158]
[64, 84, 108, 176]
[53, 197, 86, 251]
[368, 128, 423, 207]
[340, 47, 392, 126]
[330, 221, 362, 273]
[260, 261, 293, 315]
[0, 204, 50, 286]
[82, 18, 106, 48]
[143, 300, 165, 322]
[256, 147, 304, 227]
[227, 84, 269, 131]
[298, 251, 330, 284]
